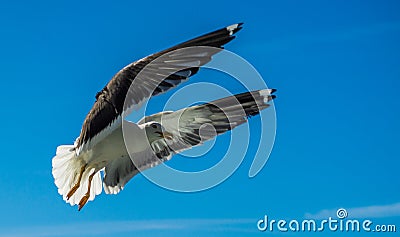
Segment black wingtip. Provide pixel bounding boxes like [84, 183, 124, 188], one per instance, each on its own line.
[271, 88, 277, 94]
[236, 23, 244, 33]
[228, 23, 244, 35]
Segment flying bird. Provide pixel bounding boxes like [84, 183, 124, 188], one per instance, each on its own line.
[52, 23, 276, 210]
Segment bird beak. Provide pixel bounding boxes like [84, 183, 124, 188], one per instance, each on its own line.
[155, 131, 173, 140]
[162, 131, 173, 140]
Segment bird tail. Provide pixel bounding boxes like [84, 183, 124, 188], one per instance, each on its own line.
[51, 145, 102, 206]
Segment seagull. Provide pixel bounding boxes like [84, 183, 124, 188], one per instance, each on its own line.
[52, 23, 276, 210]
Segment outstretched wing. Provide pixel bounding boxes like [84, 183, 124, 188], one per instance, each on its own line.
[140, 89, 276, 157]
[75, 23, 243, 153]
[102, 89, 276, 193]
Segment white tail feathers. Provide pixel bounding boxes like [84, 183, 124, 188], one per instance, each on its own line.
[52, 145, 102, 206]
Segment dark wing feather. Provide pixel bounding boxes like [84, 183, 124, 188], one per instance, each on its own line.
[76, 23, 243, 151]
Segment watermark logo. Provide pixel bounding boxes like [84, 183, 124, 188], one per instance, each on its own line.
[336, 208, 348, 219]
[257, 208, 397, 233]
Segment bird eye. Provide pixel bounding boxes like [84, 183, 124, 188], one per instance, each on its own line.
[151, 124, 158, 129]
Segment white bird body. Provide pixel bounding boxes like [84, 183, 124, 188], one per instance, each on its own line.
[87, 123, 147, 165]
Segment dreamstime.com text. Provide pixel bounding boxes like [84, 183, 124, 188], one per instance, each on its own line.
[257, 208, 397, 233]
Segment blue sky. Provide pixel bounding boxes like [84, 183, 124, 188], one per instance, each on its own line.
[0, 0, 399, 236]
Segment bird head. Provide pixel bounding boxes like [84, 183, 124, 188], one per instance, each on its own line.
[144, 122, 173, 143]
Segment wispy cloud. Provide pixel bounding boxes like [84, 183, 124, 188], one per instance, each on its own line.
[0, 218, 254, 237]
[305, 202, 400, 219]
